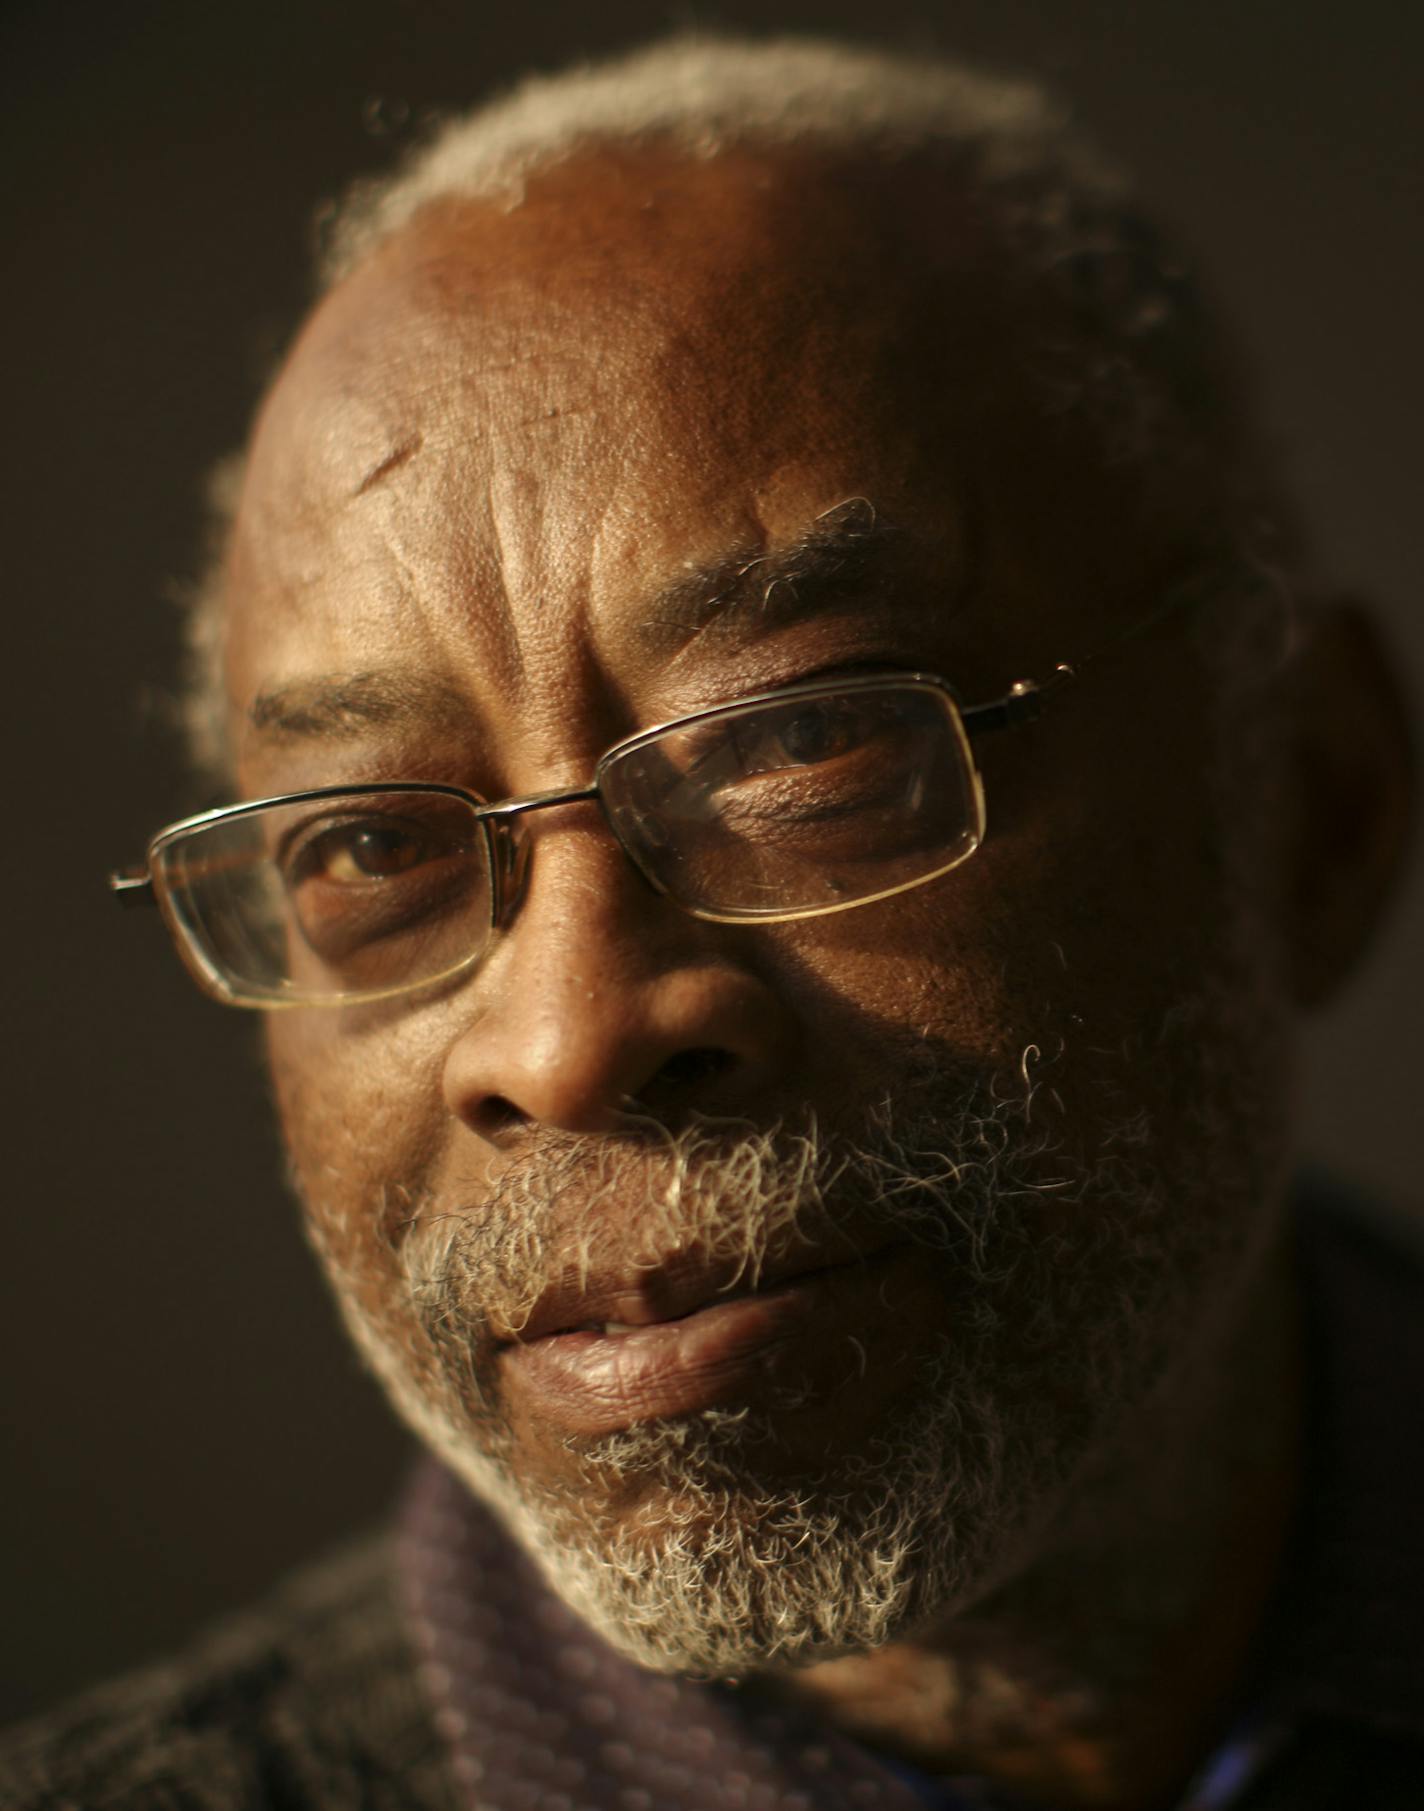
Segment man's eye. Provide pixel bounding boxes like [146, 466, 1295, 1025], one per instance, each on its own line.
[762, 701, 872, 768]
[289, 820, 438, 886]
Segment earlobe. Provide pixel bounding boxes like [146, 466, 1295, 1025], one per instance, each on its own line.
[1283, 601, 1416, 1009]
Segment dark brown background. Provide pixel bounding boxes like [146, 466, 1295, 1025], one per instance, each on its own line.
[3, 0, 1419, 1726]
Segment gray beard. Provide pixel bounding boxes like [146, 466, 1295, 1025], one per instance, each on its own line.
[311, 1007, 1286, 1678]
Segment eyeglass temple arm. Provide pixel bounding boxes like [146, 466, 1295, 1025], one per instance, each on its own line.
[109, 866, 156, 909]
[961, 561, 1257, 741]
[960, 677, 1056, 737]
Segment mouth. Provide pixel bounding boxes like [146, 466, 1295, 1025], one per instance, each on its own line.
[497, 1244, 905, 1436]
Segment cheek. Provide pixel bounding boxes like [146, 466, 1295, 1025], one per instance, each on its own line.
[264, 1013, 449, 1327]
[774, 753, 1278, 1156]
[763, 820, 1180, 1073]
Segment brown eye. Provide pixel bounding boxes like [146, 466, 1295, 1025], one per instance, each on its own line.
[291, 819, 438, 887]
[336, 826, 425, 879]
[764, 702, 870, 767]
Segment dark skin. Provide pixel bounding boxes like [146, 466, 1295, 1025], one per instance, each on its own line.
[221, 146, 1412, 1808]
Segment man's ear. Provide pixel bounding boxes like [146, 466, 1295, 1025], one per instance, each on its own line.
[1283, 601, 1415, 1009]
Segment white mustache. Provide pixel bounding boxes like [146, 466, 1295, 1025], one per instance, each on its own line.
[402, 1054, 1070, 1379]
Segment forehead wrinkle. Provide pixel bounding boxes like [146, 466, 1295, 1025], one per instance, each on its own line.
[468, 467, 529, 690]
[353, 435, 424, 498]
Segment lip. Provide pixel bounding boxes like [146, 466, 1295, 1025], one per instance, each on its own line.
[506, 1244, 862, 1345]
[499, 1245, 903, 1436]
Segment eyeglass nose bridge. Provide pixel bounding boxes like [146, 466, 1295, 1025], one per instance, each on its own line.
[476, 782, 608, 932]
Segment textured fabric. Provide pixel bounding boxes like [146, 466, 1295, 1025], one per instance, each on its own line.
[0, 1538, 459, 1811]
[4, 1183, 1421, 1809]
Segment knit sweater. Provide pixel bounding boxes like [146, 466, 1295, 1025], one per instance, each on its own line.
[0, 1537, 456, 1811]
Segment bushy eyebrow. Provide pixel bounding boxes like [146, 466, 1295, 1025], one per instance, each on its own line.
[247, 669, 474, 745]
[632, 501, 912, 659]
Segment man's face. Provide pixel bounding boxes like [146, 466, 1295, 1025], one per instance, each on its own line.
[225, 149, 1293, 1671]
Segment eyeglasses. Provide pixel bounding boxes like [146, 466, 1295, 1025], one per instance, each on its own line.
[109, 572, 1240, 1008]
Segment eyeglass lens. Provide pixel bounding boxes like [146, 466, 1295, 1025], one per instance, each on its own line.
[155, 790, 494, 1005]
[601, 682, 981, 918]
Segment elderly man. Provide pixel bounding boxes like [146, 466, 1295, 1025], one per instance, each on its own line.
[7, 33, 1418, 1811]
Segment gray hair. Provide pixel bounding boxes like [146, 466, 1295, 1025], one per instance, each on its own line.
[322, 36, 1106, 284]
[181, 33, 1294, 785]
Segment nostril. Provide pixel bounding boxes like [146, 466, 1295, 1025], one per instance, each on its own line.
[653, 1046, 737, 1090]
[475, 1094, 528, 1139]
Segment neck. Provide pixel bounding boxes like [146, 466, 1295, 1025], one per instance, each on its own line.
[766, 1240, 1303, 1811]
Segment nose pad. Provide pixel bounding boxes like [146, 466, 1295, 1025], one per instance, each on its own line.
[486, 813, 534, 929]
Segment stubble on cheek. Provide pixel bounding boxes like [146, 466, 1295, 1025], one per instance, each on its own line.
[262, 1018, 482, 1430]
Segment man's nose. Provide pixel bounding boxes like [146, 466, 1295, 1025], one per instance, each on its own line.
[441, 812, 795, 1142]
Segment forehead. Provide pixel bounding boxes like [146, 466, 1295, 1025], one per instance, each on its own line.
[235, 149, 993, 527]
[222, 146, 1170, 782]
[250, 145, 991, 463]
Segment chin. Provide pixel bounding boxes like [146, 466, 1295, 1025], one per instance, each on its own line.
[396, 1335, 1071, 1677]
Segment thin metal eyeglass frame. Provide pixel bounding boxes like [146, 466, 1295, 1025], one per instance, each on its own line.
[109, 671, 1012, 1006]
[107, 564, 1245, 1007]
